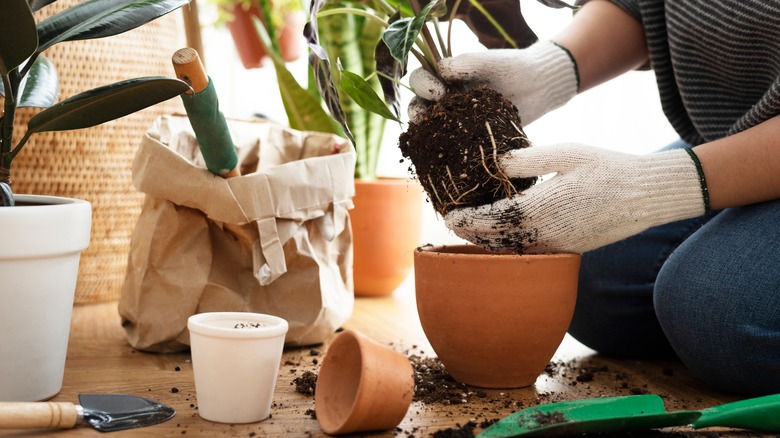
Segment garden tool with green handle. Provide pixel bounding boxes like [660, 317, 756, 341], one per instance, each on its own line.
[172, 48, 240, 178]
[478, 393, 780, 437]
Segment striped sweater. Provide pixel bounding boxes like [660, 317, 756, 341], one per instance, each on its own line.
[606, 0, 780, 145]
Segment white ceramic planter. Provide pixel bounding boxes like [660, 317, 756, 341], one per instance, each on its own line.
[188, 312, 288, 424]
[0, 195, 92, 402]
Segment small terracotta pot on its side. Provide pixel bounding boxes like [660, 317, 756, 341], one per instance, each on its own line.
[315, 330, 414, 435]
[414, 244, 581, 389]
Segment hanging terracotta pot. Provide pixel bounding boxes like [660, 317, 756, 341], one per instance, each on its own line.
[315, 330, 414, 434]
[350, 178, 423, 297]
[226, 2, 304, 69]
[414, 244, 581, 388]
[226, 3, 267, 69]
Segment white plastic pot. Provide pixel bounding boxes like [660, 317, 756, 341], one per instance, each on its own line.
[0, 195, 92, 401]
[188, 312, 288, 424]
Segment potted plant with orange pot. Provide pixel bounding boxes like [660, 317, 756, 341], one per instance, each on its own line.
[232, 0, 425, 297]
[0, 0, 190, 402]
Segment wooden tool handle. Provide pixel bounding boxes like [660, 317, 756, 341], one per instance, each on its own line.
[171, 47, 241, 178]
[172, 47, 209, 94]
[0, 402, 79, 429]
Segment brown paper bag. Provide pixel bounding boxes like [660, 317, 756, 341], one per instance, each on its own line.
[119, 115, 356, 352]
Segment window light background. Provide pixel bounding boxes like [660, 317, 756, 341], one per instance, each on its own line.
[198, 0, 679, 245]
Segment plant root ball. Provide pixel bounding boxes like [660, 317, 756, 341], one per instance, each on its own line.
[399, 87, 536, 216]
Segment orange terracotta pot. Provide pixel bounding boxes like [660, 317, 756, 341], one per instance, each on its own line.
[351, 178, 423, 297]
[414, 245, 581, 388]
[226, 3, 267, 69]
[226, 3, 304, 69]
[315, 330, 414, 435]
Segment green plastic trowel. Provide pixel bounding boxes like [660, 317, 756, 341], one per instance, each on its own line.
[478, 393, 780, 437]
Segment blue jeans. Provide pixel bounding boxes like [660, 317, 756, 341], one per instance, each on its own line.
[569, 140, 780, 396]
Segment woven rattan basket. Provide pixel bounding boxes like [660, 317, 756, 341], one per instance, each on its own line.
[11, 2, 185, 304]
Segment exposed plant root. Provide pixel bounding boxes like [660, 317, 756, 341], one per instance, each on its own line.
[399, 87, 536, 216]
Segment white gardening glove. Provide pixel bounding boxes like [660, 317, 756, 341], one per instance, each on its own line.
[408, 40, 578, 126]
[445, 144, 710, 254]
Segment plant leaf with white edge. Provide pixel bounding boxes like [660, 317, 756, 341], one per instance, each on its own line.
[26, 77, 189, 135]
[382, 0, 441, 65]
[338, 69, 400, 122]
[0, 0, 37, 76]
[305, 0, 355, 146]
[16, 55, 59, 108]
[375, 11, 404, 118]
[36, 0, 190, 53]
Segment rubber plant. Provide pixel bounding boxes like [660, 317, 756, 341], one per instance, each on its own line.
[0, 0, 193, 206]
[304, 0, 575, 194]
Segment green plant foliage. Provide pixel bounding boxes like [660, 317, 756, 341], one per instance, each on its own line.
[338, 70, 400, 122]
[382, 0, 443, 65]
[0, 0, 37, 76]
[26, 77, 190, 135]
[36, 0, 191, 52]
[8, 57, 59, 108]
[0, 0, 191, 205]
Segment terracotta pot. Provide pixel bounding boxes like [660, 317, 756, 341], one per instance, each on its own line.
[315, 330, 413, 434]
[414, 245, 581, 388]
[227, 3, 267, 69]
[351, 178, 423, 296]
[226, 3, 305, 69]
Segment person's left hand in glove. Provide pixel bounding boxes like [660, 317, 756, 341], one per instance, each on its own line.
[445, 143, 711, 254]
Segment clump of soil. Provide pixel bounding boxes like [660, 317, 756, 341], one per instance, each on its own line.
[399, 87, 536, 216]
[292, 370, 317, 395]
[409, 354, 471, 405]
[531, 410, 567, 427]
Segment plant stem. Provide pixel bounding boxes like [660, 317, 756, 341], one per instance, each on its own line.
[1, 76, 15, 156]
[316, 7, 389, 29]
[446, 0, 465, 58]
[466, 0, 517, 48]
[408, 0, 441, 63]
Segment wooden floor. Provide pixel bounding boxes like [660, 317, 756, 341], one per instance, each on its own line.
[0, 275, 772, 437]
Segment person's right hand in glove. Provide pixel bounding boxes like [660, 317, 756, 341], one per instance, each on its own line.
[444, 143, 710, 254]
[409, 40, 579, 126]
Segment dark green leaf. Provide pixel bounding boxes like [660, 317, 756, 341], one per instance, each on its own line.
[31, 0, 59, 12]
[537, 0, 577, 9]
[375, 11, 404, 118]
[17, 56, 59, 108]
[339, 70, 399, 122]
[444, 0, 537, 49]
[26, 77, 189, 134]
[305, 0, 355, 146]
[0, 0, 38, 76]
[36, 0, 190, 53]
[318, 10, 367, 158]
[382, 0, 439, 65]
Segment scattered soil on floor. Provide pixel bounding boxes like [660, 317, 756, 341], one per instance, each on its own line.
[399, 87, 536, 216]
[292, 370, 317, 395]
